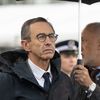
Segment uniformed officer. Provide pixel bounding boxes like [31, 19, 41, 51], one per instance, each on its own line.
[56, 40, 78, 77]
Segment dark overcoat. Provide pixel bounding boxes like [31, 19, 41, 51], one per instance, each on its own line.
[0, 49, 73, 100]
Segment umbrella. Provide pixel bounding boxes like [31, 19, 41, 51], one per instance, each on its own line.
[61, 0, 100, 64]
[61, 0, 100, 5]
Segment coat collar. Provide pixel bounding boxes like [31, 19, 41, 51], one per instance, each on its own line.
[12, 61, 39, 86]
[0, 49, 61, 86]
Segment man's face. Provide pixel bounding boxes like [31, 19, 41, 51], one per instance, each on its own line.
[22, 22, 56, 61]
[82, 32, 100, 66]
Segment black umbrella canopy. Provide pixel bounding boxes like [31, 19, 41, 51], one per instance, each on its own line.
[61, 0, 100, 4]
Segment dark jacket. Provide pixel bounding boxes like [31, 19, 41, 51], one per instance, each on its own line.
[0, 49, 73, 100]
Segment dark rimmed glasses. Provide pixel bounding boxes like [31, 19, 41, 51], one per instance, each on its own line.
[36, 33, 58, 42]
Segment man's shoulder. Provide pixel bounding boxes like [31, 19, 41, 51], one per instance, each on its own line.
[0, 72, 15, 98]
[0, 71, 13, 80]
[0, 72, 14, 87]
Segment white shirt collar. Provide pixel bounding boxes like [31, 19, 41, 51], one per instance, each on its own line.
[28, 58, 52, 80]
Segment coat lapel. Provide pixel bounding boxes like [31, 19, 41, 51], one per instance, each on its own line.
[12, 61, 39, 86]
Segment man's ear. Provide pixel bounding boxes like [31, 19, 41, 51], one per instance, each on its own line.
[21, 40, 31, 52]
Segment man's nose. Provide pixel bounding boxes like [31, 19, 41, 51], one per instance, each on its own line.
[45, 36, 52, 43]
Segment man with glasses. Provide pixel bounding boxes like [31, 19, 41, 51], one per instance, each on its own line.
[0, 17, 72, 100]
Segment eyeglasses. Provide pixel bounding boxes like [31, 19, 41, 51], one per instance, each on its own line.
[36, 33, 58, 42]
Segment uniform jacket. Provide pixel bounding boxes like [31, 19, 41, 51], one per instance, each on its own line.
[0, 49, 73, 100]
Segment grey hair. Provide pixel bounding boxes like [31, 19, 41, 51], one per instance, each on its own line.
[21, 17, 55, 40]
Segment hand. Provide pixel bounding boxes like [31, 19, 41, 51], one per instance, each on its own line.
[73, 65, 94, 88]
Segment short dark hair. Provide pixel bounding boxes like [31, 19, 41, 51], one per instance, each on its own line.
[21, 17, 55, 40]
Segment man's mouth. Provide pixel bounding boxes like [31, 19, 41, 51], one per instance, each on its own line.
[43, 49, 54, 53]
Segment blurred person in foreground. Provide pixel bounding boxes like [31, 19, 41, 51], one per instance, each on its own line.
[56, 40, 78, 77]
[0, 17, 73, 100]
[73, 22, 100, 100]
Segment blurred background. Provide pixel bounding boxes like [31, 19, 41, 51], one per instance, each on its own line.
[0, 0, 100, 53]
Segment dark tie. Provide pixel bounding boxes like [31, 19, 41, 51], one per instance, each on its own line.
[43, 72, 51, 92]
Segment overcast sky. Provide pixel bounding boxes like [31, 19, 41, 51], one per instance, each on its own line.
[0, 2, 100, 46]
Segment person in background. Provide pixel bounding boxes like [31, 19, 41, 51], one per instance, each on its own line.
[56, 40, 78, 77]
[0, 17, 73, 100]
[73, 22, 100, 100]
